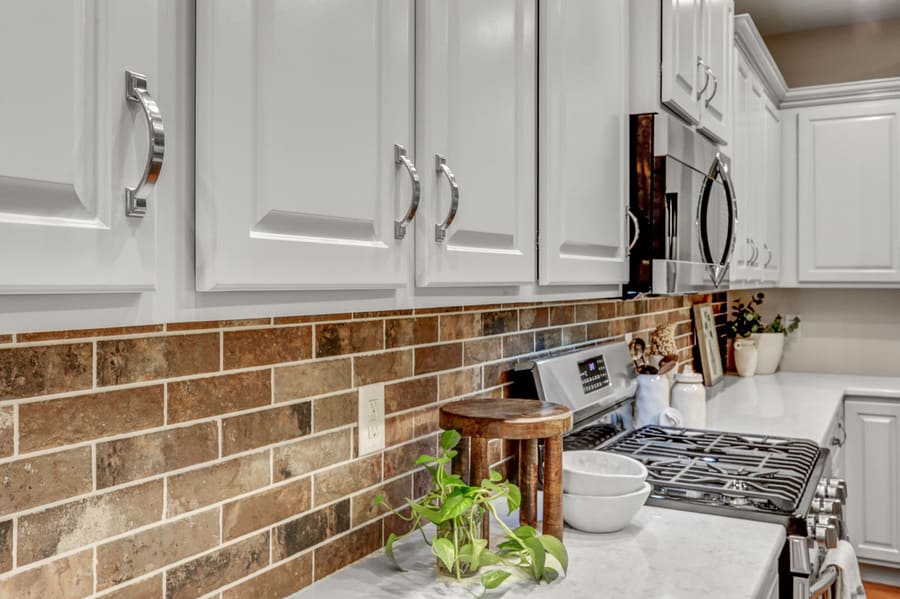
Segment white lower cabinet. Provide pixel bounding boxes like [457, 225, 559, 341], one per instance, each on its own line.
[845, 398, 900, 565]
[0, 0, 162, 293]
[796, 100, 900, 283]
[537, 0, 628, 285]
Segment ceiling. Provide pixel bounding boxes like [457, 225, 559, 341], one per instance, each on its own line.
[734, 0, 900, 36]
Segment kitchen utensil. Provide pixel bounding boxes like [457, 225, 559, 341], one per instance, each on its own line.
[562, 451, 647, 496]
[562, 483, 652, 533]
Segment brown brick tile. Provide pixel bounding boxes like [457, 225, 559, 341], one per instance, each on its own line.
[414, 406, 441, 437]
[313, 390, 358, 432]
[535, 329, 563, 351]
[96, 509, 219, 591]
[385, 316, 437, 348]
[621, 299, 647, 316]
[0, 343, 92, 401]
[274, 358, 351, 402]
[351, 474, 411, 527]
[463, 338, 502, 366]
[0, 550, 92, 598]
[439, 313, 483, 341]
[96, 422, 218, 489]
[224, 326, 312, 368]
[502, 332, 534, 358]
[17, 481, 163, 565]
[482, 310, 518, 335]
[273, 499, 350, 561]
[483, 359, 516, 388]
[384, 436, 437, 480]
[314, 455, 382, 506]
[168, 370, 270, 423]
[562, 324, 587, 345]
[165, 533, 269, 599]
[414, 343, 461, 376]
[166, 318, 271, 332]
[222, 402, 311, 455]
[384, 376, 437, 414]
[519, 307, 549, 330]
[586, 321, 611, 340]
[222, 478, 311, 541]
[438, 367, 482, 401]
[0, 335, 12, 344]
[19, 385, 164, 453]
[97, 334, 218, 386]
[273, 429, 352, 481]
[98, 574, 162, 599]
[314, 520, 382, 580]
[222, 552, 313, 599]
[355, 350, 413, 386]
[574, 303, 599, 323]
[597, 300, 619, 319]
[0, 406, 11, 458]
[385, 411, 415, 446]
[166, 452, 269, 517]
[548, 305, 575, 326]
[384, 507, 417, 539]
[0, 447, 92, 517]
[18, 325, 164, 343]
[315, 321, 383, 358]
[0, 520, 10, 574]
[274, 312, 351, 325]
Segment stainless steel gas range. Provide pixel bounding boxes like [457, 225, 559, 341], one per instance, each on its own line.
[512, 341, 849, 599]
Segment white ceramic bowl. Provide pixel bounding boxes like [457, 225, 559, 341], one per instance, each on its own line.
[562, 482, 652, 533]
[562, 451, 648, 496]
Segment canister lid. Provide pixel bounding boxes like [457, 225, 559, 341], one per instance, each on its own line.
[674, 365, 703, 384]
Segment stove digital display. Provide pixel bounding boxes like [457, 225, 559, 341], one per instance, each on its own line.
[577, 354, 610, 394]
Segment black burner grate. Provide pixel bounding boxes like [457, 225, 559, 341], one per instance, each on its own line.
[563, 423, 621, 451]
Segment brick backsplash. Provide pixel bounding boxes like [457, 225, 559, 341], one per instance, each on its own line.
[0, 294, 725, 598]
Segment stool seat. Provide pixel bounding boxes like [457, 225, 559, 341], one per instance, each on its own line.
[439, 398, 572, 440]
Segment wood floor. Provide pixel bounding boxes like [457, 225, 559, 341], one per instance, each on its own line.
[865, 582, 900, 599]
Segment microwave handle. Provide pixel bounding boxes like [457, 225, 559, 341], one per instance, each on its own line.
[696, 154, 737, 285]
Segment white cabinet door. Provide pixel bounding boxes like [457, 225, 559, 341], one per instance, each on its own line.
[797, 100, 900, 283]
[195, 0, 414, 291]
[845, 399, 900, 565]
[661, 0, 702, 124]
[415, 0, 536, 286]
[538, 0, 628, 286]
[0, 0, 160, 293]
[761, 97, 781, 283]
[730, 48, 754, 283]
[697, 0, 733, 145]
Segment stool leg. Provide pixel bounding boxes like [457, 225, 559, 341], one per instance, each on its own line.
[519, 439, 539, 529]
[470, 437, 490, 541]
[542, 434, 564, 540]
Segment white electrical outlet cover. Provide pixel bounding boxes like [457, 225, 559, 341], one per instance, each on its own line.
[357, 383, 385, 455]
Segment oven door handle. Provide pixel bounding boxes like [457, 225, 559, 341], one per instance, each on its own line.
[808, 565, 839, 598]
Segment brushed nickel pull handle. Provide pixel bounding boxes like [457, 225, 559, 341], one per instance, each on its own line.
[393, 144, 420, 240]
[124, 70, 165, 218]
[764, 243, 773, 268]
[696, 60, 712, 100]
[627, 209, 640, 255]
[434, 154, 459, 243]
[705, 74, 719, 107]
[748, 239, 759, 266]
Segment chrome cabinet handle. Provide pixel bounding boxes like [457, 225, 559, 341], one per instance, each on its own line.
[764, 243, 773, 268]
[124, 70, 165, 218]
[696, 60, 712, 100]
[704, 74, 719, 107]
[393, 144, 420, 240]
[627, 209, 640, 255]
[748, 239, 759, 266]
[434, 154, 459, 243]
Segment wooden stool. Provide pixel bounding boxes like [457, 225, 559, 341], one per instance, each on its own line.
[438, 398, 573, 541]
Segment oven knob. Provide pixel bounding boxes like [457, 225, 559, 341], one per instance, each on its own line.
[816, 479, 847, 502]
[814, 523, 839, 550]
[814, 498, 843, 518]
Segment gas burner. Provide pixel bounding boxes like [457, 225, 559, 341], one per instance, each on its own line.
[563, 423, 621, 451]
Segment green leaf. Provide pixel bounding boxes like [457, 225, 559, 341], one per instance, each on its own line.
[409, 502, 441, 524]
[384, 532, 407, 571]
[432, 538, 456, 574]
[372, 494, 385, 507]
[538, 535, 568, 574]
[523, 536, 545, 580]
[440, 429, 462, 452]
[479, 550, 502, 566]
[415, 454, 438, 465]
[506, 483, 522, 513]
[511, 524, 537, 539]
[480, 569, 512, 590]
[436, 491, 475, 522]
[458, 538, 488, 571]
[496, 539, 520, 553]
[541, 566, 559, 583]
[489, 469, 503, 482]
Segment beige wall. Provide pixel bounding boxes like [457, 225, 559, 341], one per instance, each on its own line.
[764, 17, 900, 87]
[728, 288, 900, 376]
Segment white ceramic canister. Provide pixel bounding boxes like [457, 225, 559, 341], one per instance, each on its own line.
[670, 368, 706, 428]
[733, 338, 759, 377]
[635, 373, 670, 428]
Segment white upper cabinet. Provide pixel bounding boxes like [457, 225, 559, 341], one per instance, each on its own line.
[195, 0, 414, 291]
[415, 0, 536, 287]
[0, 0, 161, 293]
[730, 48, 754, 282]
[797, 100, 900, 283]
[761, 96, 781, 283]
[538, 0, 628, 286]
[697, 0, 733, 144]
[661, 0, 703, 124]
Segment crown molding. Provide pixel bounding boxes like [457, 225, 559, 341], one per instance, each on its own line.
[781, 77, 900, 109]
[734, 15, 788, 103]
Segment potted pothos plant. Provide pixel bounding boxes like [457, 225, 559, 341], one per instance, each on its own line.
[725, 292, 800, 375]
[374, 429, 568, 593]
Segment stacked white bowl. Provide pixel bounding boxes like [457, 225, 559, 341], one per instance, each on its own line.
[561, 451, 651, 533]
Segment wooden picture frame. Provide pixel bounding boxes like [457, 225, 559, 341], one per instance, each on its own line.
[692, 303, 724, 386]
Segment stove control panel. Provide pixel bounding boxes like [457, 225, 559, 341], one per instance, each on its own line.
[577, 354, 610, 394]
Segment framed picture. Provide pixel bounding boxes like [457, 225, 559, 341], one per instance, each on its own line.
[692, 303, 723, 386]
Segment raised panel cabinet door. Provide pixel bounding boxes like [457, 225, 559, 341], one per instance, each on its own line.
[195, 0, 414, 291]
[697, 0, 733, 145]
[845, 400, 900, 565]
[762, 97, 781, 283]
[0, 0, 160, 293]
[730, 48, 753, 283]
[415, 0, 536, 286]
[746, 74, 767, 283]
[798, 100, 900, 283]
[661, 0, 702, 124]
[538, 0, 628, 285]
